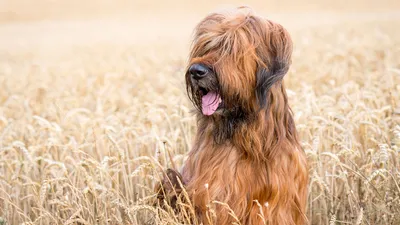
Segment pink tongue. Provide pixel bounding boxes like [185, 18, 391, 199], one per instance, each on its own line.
[201, 92, 222, 116]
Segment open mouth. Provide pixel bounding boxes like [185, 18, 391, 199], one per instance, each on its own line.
[199, 87, 222, 116]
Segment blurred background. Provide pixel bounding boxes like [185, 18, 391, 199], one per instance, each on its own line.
[1, 0, 400, 53]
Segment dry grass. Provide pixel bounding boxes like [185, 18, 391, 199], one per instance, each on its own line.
[0, 2, 400, 224]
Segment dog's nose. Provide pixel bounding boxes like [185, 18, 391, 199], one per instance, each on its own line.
[189, 64, 209, 80]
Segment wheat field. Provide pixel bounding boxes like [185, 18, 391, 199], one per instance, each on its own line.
[0, 1, 400, 225]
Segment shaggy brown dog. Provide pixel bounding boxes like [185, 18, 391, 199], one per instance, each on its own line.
[158, 6, 308, 225]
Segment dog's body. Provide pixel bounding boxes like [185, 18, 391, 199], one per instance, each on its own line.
[158, 7, 308, 225]
[181, 89, 308, 225]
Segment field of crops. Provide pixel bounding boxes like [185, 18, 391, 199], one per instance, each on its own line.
[0, 1, 399, 224]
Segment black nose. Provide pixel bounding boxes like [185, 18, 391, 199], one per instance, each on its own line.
[189, 64, 209, 80]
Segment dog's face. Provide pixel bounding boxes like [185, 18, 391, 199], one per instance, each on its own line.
[186, 7, 293, 117]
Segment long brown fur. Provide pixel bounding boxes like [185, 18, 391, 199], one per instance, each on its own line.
[158, 6, 308, 225]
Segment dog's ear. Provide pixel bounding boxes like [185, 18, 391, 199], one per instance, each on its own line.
[255, 22, 292, 109]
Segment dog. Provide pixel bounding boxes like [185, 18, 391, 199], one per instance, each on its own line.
[156, 6, 308, 225]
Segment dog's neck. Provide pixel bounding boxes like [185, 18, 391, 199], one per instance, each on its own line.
[194, 87, 299, 162]
[201, 106, 253, 144]
[195, 108, 263, 160]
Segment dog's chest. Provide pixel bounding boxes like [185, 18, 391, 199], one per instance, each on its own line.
[183, 140, 251, 198]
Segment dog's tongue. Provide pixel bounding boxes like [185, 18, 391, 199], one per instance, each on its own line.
[201, 92, 222, 116]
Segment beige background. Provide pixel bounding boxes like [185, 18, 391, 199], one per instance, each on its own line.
[1, 0, 400, 54]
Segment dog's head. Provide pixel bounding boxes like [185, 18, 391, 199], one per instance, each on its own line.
[186, 7, 293, 117]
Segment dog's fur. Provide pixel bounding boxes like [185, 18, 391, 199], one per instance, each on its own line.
[158, 7, 308, 225]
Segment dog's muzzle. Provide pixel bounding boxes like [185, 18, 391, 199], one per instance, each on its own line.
[187, 63, 223, 116]
[189, 63, 210, 80]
